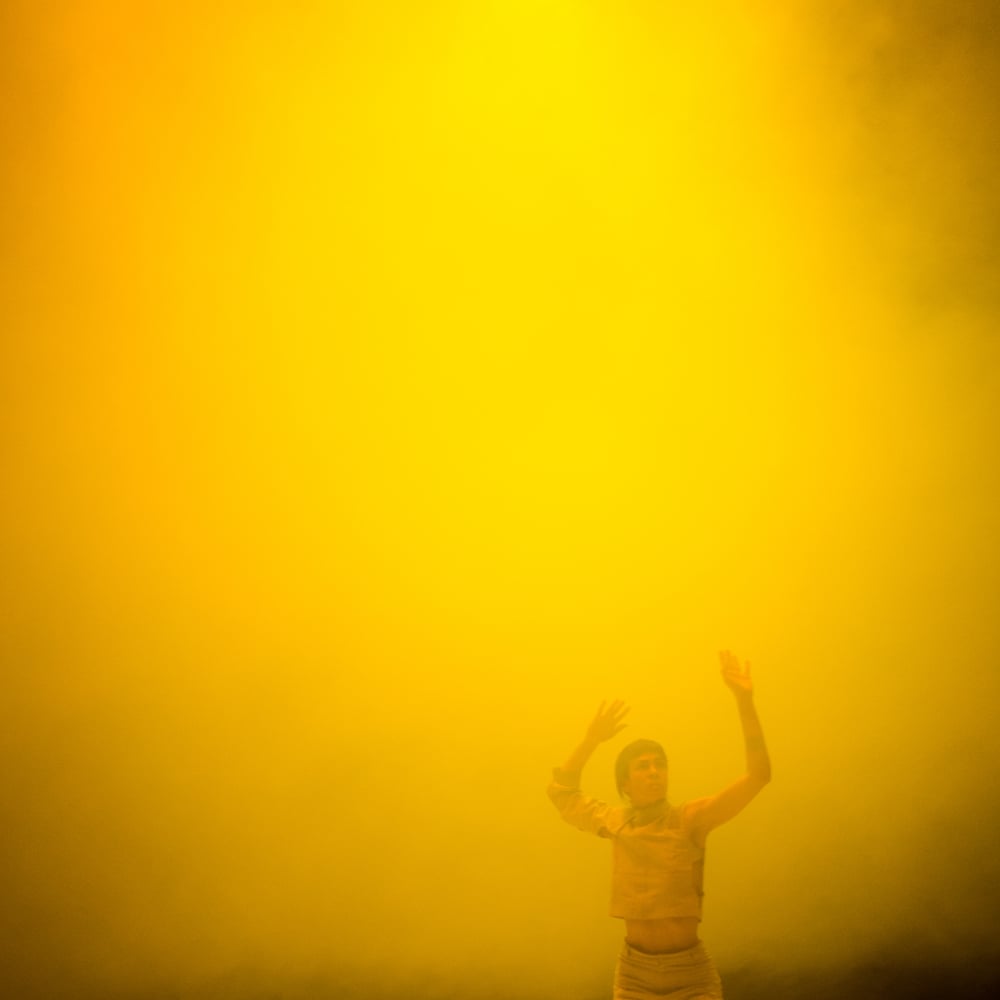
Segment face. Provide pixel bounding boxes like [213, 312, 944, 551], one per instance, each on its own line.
[622, 752, 668, 807]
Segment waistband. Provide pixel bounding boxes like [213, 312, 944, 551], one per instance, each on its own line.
[619, 940, 710, 968]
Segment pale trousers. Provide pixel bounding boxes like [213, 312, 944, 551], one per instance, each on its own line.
[612, 940, 723, 999]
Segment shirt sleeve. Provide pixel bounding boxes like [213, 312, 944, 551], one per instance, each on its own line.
[546, 768, 620, 838]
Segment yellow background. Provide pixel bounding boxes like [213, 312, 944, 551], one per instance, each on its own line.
[3, 2, 999, 996]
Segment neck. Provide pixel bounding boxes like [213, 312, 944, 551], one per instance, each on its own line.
[631, 797, 668, 821]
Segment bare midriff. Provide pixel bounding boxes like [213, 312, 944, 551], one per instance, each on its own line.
[624, 917, 700, 954]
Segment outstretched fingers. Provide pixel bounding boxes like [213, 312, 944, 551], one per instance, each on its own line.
[589, 699, 631, 742]
[719, 649, 754, 694]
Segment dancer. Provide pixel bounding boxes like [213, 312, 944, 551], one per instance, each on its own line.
[547, 650, 771, 999]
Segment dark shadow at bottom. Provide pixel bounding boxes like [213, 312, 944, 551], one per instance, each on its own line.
[722, 958, 1000, 1000]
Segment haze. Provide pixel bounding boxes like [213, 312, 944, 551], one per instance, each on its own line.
[2, 2, 998, 997]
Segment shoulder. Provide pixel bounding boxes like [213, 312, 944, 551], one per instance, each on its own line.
[603, 803, 631, 830]
[680, 797, 710, 823]
[679, 798, 712, 845]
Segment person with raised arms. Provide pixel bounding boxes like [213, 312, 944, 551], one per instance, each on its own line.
[547, 650, 771, 999]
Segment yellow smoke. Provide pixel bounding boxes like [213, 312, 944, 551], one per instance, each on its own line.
[2, 2, 998, 995]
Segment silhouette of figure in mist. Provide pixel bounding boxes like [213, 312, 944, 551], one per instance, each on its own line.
[547, 650, 771, 999]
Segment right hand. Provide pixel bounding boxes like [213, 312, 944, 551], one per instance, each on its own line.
[585, 699, 630, 745]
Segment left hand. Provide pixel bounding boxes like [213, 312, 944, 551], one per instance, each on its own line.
[719, 649, 754, 696]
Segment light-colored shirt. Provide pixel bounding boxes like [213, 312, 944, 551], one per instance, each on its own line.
[548, 769, 705, 921]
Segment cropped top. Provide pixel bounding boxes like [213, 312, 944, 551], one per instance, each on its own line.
[547, 769, 705, 921]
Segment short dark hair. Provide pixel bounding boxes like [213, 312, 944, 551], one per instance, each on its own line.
[615, 739, 667, 796]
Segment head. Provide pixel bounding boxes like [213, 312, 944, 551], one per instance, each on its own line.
[615, 738, 668, 807]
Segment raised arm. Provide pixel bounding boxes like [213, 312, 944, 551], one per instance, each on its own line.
[685, 651, 771, 840]
[548, 700, 630, 836]
[556, 699, 630, 781]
